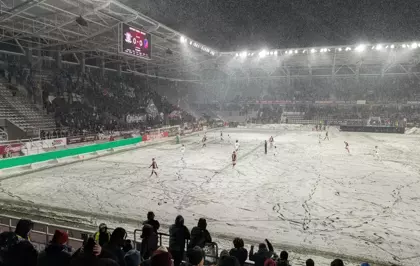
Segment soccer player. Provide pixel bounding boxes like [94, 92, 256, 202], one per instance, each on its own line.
[232, 151, 237, 167]
[149, 158, 158, 177]
[344, 141, 350, 153]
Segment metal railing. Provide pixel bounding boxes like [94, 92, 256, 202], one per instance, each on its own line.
[0, 214, 219, 264]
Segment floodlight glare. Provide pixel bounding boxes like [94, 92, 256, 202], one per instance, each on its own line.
[274, 51, 278, 56]
[294, 50, 298, 54]
[355, 44, 366, 52]
[375, 44, 383, 50]
[240, 51, 247, 58]
[411, 43, 418, 49]
[259, 50, 267, 58]
[180, 36, 186, 43]
[390, 44, 395, 49]
[310, 48, 316, 53]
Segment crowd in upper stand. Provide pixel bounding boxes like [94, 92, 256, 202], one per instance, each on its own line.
[0, 214, 371, 266]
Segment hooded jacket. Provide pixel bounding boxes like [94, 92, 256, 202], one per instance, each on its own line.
[169, 215, 190, 252]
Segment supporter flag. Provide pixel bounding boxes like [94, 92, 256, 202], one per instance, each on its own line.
[146, 99, 159, 118]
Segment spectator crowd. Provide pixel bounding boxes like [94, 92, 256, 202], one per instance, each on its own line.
[0, 213, 371, 266]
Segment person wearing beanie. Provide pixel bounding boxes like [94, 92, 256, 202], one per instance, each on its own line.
[264, 258, 276, 266]
[124, 249, 141, 266]
[37, 230, 72, 266]
[229, 238, 248, 266]
[151, 246, 173, 266]
[169, 215, 190, 266]
[188, 218, 212, 249]
[94, 223, 111, 247]
[360, 263, 370, 266]
[306, 258, 315, 266]
[184, 246, 204, 266]
[331, 259, 344, 266]
[143, 211, 160, 233]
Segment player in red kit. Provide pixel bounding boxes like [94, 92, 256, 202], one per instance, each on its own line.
[232, 151, 237, 167]
[149, 158, 158, 177]
[344, 141, 350, 153]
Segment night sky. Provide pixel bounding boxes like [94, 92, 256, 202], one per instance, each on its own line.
[124, 0, 420, 51]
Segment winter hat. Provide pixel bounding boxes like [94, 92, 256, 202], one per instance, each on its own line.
[187, 246, 204, 265]
[124, 249, 141, 266]
[264, 258, 276, 266]
[220, 249, 230, 258]
[361, 263, 370, 266]
[51, 230, 69, 245]
[151, 246, 172, 266]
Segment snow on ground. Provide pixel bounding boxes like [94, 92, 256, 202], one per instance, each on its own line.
[0, 128, 420, 265]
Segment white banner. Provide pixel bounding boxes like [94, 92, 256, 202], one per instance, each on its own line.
[23, 138, 67, 155]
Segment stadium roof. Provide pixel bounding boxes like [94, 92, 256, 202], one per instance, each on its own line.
[0, 0, 216, 80]
[0, 0, 420, 83]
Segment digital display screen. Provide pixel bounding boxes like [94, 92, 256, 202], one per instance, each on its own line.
[121, 23, 152, 60]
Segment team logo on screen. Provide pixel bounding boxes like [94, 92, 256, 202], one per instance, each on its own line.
[124, 32, 132, 43]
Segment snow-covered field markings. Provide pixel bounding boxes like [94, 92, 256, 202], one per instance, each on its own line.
[1, 127, 420, 265]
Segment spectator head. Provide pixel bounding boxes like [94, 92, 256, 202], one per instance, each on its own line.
[98, 259, 119, 266]
[175, 215, 184, 226]
[360, 263, 370, 266]
[15, 219, 34, 240]
[187, 246, 204, 266]
[258, 243, 267, 250]
[233, 237, 244, 249]
[197, 218, 207, 230]
[141, 224, 154, 239]
[124, 249, 141, 266]
[264, 259, 276, 266]
[51, 230, 68, 245]
[150, 246, 172, 266]
[220, 249, 229, 259]
[331, 259, 344, 266]
[306, 258, 315, 266]
[110, 227, 126, 246]
[147, 211, 155, 220]
[99, 223, 107, 233]
[280, 250, 288, 260]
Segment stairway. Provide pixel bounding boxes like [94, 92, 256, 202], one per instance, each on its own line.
[0, 83, 56, 136]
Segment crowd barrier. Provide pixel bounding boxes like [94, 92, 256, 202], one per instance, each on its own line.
[0, 137, 142, 169]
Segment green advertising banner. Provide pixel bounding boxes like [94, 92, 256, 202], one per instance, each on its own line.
[0, 137, 142, 170]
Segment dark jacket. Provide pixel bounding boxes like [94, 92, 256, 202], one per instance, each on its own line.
[249, 240, 274, 266]
[140, 225, 158, 260]
[229, 247, 248, 266]
[37, 243, 72, 266]
[102, 243, 126, 266]
[188, 227, 212, 249]
[169, 215, 190, 252]
[188, 218, 211, 249]
[143, 219, 160, 233]
[0, 227, 38, 266]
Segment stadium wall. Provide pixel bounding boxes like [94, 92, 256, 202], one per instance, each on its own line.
[0, 137, 142, 169]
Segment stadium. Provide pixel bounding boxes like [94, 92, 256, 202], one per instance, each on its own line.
[0, 0, 419, 266]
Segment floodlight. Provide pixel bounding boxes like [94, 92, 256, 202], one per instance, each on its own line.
[402, 44, 407, 48]
[390, 44, 395, 49]
[274, 51, 278, 56]
[375, 44, 383, 50]
[259, 50, 267, 58]
[355, 44, 366, 52]
[310, 48, 316, 53]
[240, 51, 247, 58]
[345, 47, 352, 51]
[289, 50, 293, 54]
[338, 48, 342, 51]
[294, 50, 298, 54]
[235, 53, 239, 57]
[180, 36, 187, 43]
[411, 43, 418, 49]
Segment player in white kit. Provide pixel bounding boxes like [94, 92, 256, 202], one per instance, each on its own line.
[373, 145, 380, 159]
[269, 136, 274, 148]
[181, 144, 185, 158]
[234, 140, 240, 151]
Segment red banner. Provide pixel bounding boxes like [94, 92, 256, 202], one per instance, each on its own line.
[0, 143, 22, 155]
